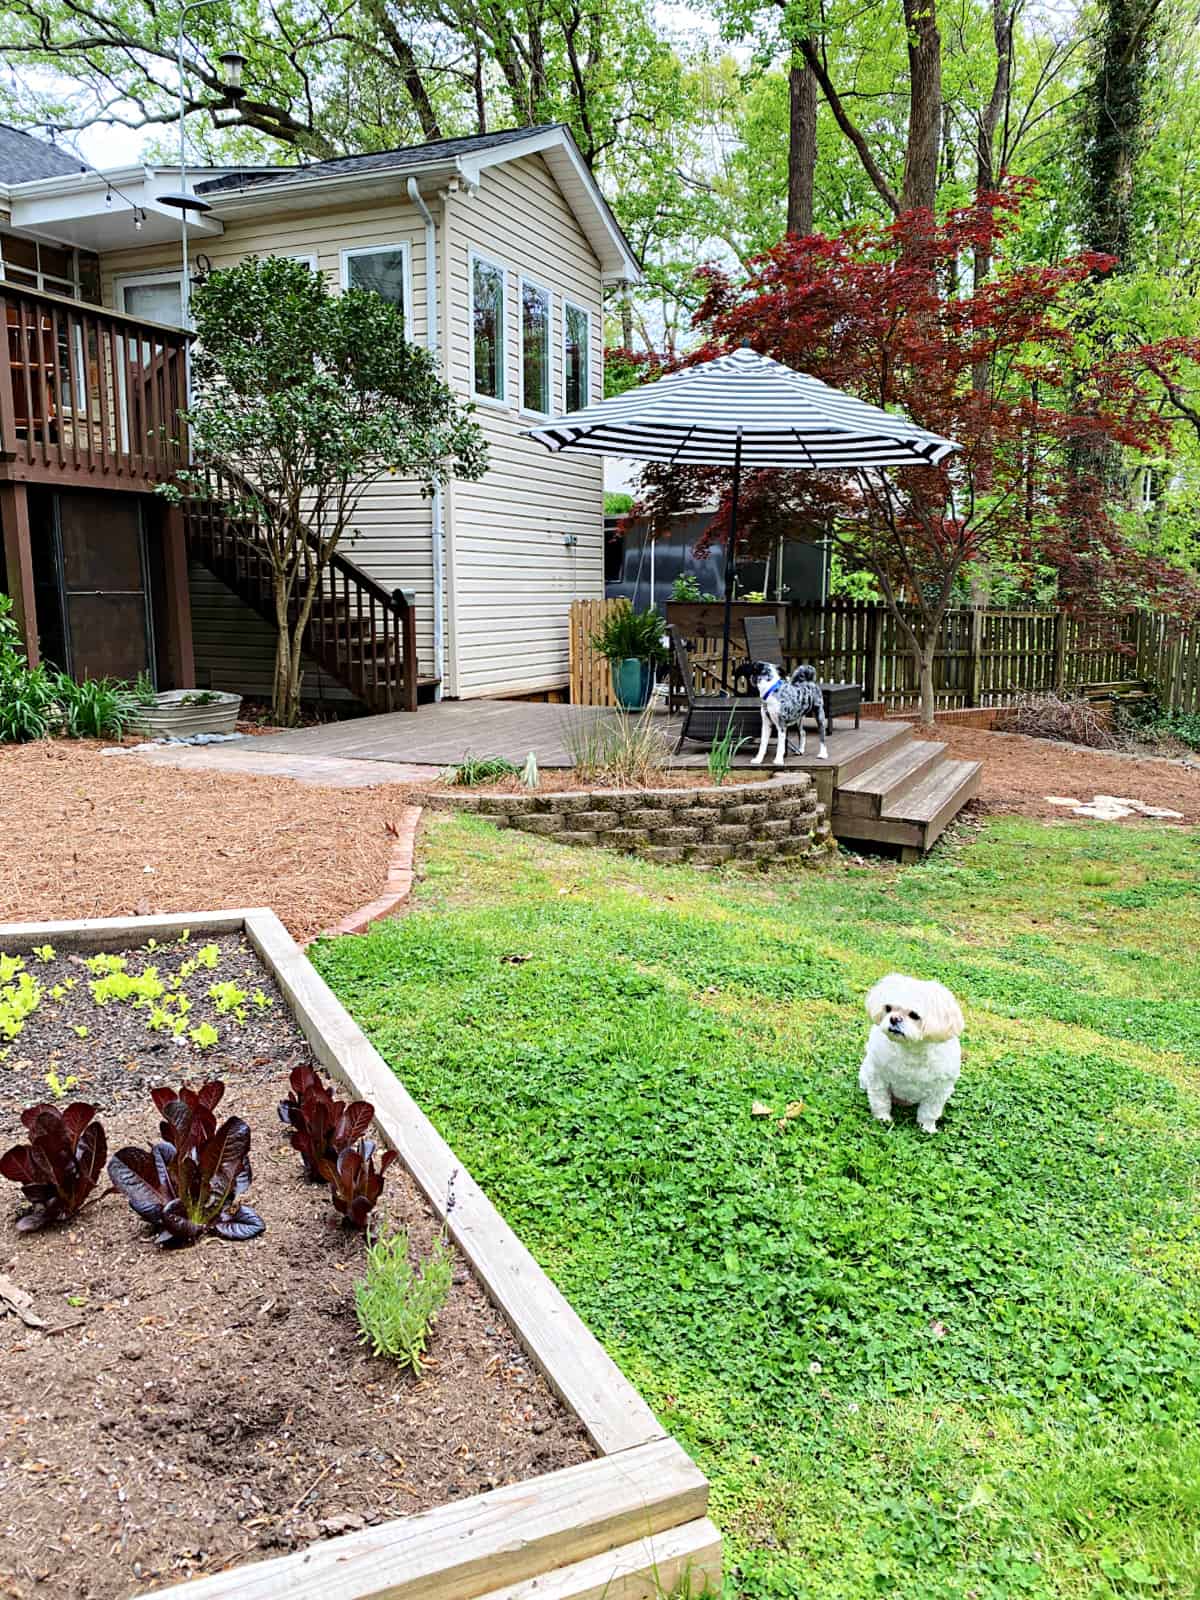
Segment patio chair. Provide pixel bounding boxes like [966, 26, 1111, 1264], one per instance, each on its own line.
[668, 626, 762, 753]
[742, 614, 863, 730]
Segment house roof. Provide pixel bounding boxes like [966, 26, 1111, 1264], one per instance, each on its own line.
[193, 122, 640, 284]
[0, 124, 85, 184]
[194, 125, 561, 197]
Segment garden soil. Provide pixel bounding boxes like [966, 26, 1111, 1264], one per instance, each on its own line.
[0, 934, 590, 1600]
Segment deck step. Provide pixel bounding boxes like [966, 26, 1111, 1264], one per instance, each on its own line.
[836, 738, 947, 818]
[831, 719, 913, 784]
[835, 757, 981, 853]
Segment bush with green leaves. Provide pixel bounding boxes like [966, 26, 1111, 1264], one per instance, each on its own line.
[590, 602, 668, 665]
[669, 573, 706, 602]
[354, 1227, 453, 1370]
[53, 674, 144, 739]
[0, 595, 59, 743]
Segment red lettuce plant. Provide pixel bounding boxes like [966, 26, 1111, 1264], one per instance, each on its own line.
[278, 1065, 394, 1228]
[329, 1142, 397, 1230]
[108, 1079, 264, 1246]
[0, 1102, 107, 1231]
[278, 1065, 373, 1183]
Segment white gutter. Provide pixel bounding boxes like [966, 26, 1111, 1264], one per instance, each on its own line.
[406, 175, 445, 701]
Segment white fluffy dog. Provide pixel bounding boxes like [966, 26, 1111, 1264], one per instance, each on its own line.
[858, 974, 965, 1133]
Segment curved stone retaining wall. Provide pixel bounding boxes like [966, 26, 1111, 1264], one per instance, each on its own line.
[429, 774, 834, 866]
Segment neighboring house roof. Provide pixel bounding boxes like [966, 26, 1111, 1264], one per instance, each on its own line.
[195, 122, 640, 284]
[0, 124, 84, 184]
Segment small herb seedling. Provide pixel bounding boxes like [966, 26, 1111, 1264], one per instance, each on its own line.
[189, 1022, 219, 1051]
[32, 944, 55, 963]
[73, 1024, 89, 1039]
[44, 1069, 79, 1100]
[195, 944, 221, 971]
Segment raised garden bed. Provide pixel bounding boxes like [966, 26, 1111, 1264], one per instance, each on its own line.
[0, 909, 719, 1600]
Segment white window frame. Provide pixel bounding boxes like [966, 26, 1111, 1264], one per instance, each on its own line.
[113, 268, 186, 326]
[518, 275, 553, 419]
[339, 241, 412, 323]
[283, 251, 319, 272]
[469, 250, 509, 409]
[563, 300, 592, 413]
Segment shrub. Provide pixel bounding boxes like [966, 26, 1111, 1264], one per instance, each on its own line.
[0, 595, 59, 743]
[53, 673, 144, 739]
[590, 603, 668, 665]
[670, 573, 707, 602]
[0, 1102, 108, 1231]
[354, 1228, 453, 1369]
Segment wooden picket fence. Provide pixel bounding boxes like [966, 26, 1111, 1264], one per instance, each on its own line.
[568, 597, 619, 707]
[568, 598, 1200, 713]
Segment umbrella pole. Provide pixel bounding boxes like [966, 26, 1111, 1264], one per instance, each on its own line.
[721, 432, 743, 695]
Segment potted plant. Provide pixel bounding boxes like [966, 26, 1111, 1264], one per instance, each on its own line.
[134, 688, 243, 739]
[591, 605, 669, 712]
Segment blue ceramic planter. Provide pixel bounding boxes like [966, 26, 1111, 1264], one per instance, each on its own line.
[613, 657, 653, 711]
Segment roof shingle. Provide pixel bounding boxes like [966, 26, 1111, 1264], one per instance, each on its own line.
[0, 124, 85, 184]
[195, 124, 561, 197]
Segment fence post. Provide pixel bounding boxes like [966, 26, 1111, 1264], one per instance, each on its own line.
[1053, 613, 1067, 694]
[968, 608, 983, 707]
[867, 606, 883, 703]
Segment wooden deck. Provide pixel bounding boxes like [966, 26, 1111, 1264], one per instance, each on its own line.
[258, 701, 981, 854]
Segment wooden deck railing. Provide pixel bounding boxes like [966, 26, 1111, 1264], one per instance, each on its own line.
[0, 282, 189, 489]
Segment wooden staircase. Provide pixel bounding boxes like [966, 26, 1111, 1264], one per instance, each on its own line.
[183, 466, 427, 713]
[829, 722, 981, 859]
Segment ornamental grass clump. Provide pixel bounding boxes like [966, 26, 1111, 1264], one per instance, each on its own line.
[354, 1228, 453, 1370]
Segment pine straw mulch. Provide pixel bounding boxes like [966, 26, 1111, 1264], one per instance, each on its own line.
[0, 741, 412, 941]
[914, 723, 1200, 823]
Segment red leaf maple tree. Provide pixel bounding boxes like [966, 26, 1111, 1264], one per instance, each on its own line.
[628, 185, 1200, 723]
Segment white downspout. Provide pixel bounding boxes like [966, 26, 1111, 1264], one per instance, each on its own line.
[407, 176, 445, 699]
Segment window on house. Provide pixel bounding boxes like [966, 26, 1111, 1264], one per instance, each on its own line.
[341, 245, 407, 316]
[521, 280, 551, 415]
[564, 302, 590, 412]
[471, 254, 506, 401]
[118, 274, 184, 327]
[0, 233, 85, 297]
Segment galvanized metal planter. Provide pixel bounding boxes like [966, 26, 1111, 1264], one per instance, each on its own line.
[134, 690, 242, 738]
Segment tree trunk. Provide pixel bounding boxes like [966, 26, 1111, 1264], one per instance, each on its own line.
[901, 0, 943, 213]
[787, 50, 817, 235]
[620, 293, 633, 350]
[918, 650, 936, 726]
[271, 571, 295, 727]
[1081, 0, 1161, 263]
[973, 0, 1014, 288]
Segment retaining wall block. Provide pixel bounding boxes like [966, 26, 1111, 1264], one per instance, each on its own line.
[651, 825, 706, 847]
[572, 810, 622, 832]
[640, 845, 687, 863]
[719, 802, 771, 825]
[516, 814, 566, 835]
[707, 823, 752, 845]
[556, 830, 601, 848]
[689, 843, 736, 865]
[607, 828, 652, 851]
[478, 794, 538, 816]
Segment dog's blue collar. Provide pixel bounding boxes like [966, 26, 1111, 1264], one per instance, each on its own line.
[760, 680, 782, 701]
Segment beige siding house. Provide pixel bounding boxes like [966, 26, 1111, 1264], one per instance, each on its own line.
[1, 124, 638, 703]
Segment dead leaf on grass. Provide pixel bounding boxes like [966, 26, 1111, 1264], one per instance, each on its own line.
[751, 1100, 773, 1117]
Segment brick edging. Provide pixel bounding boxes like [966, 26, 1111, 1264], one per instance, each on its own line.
[311, 803, 423, 941]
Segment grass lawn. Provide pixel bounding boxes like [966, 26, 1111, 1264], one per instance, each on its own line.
[311, 814, 1200, 1599]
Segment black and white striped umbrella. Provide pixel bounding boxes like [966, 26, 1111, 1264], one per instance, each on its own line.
[526, 345, 958, 697]
[526, 345, 959, 469]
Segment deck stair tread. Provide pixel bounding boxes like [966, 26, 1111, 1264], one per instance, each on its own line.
[830, 720, 912, 784]
[836, 739, 947, 817]
[832, 742, 982, 855]
[884, 757, 981, 825]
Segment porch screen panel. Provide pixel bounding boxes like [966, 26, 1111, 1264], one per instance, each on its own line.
[57, 492, 152, 681]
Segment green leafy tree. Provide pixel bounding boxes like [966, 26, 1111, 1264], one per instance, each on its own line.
[179, 255, 487, 726]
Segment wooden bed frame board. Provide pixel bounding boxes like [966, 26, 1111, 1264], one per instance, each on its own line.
[0, 909, 718, 1600]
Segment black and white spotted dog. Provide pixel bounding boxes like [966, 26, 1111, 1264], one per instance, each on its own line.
[751, 661, 827, 765]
